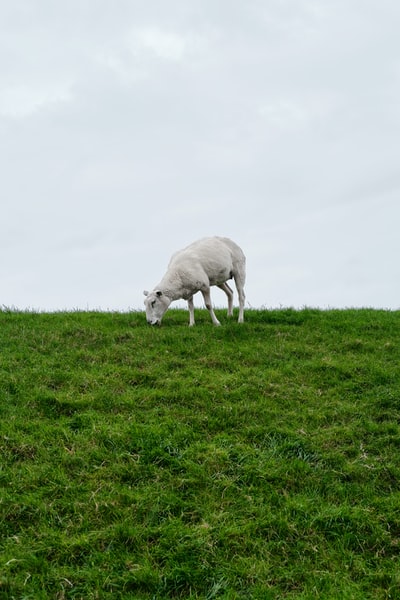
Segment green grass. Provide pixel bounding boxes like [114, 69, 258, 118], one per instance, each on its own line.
[0, 307, 399, 599]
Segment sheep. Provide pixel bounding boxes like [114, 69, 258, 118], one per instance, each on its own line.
[144, 236, 246, 326]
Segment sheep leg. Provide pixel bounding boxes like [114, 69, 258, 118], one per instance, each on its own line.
[218, 282, 234, 317]
[187, 296, 195, 326]
[201, 288, 221, 326]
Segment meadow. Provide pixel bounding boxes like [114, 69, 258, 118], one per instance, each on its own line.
[0, 307, 399, 599]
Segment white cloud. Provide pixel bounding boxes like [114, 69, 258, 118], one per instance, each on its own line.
[94, 26, 210, 86]
[258, 101, 310, 130]
[258, 91, 343, 131]
[0, 83, 73, 118]
[130, 27, 187, 61]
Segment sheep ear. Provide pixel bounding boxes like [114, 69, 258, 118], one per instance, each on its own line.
[156, 290, 163, 297]
[143, 290, 149, 296]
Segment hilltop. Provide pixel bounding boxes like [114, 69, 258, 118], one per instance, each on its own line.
[1, 308, 399, 599]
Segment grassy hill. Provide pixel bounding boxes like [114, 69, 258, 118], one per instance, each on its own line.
[1, 307, 399, 599]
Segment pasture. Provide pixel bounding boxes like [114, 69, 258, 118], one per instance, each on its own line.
[0, 307, 399, 599]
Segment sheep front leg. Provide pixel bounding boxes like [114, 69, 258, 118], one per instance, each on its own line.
[201, 288, 221, 326]
[188, 296, 195, 327]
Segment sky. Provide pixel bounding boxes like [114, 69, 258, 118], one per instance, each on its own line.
[2, 0, 400, 312]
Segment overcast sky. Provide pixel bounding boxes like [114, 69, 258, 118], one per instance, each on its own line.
[2, 1, 399, 312]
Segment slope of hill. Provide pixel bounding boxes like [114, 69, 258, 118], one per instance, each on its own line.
[1, 308, 399, 599]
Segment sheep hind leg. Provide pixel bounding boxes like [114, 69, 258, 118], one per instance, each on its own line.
[218, 282, 234, 317]
[233, 276, 245, 323]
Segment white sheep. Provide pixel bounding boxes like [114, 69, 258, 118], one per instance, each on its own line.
[144, 236, 246, 326]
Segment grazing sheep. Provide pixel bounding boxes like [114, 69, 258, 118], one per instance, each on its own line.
[144, 236, 246, 326]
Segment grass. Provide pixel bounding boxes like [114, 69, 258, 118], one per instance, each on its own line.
[0, 307, 399, 599]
